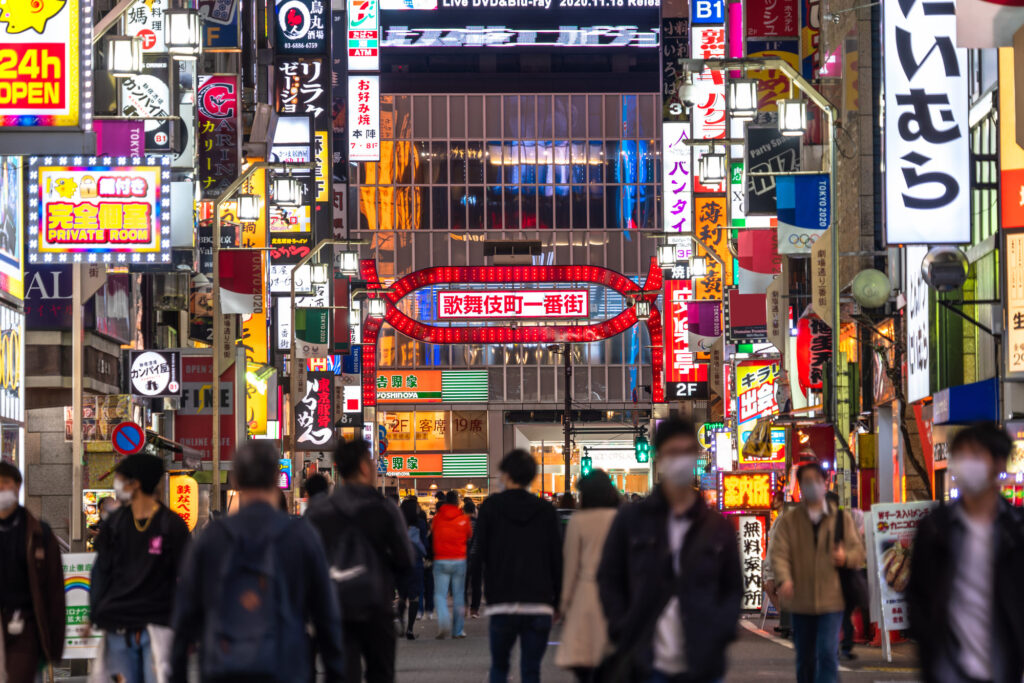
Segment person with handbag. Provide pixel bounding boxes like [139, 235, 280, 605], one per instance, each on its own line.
[825, 491, 869, 661]
[771, 462, 865, 683]
[597, 418, 742, 683]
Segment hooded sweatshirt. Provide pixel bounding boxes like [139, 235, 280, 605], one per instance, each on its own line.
[431, 504, 473, 561]
[470, 488, 562, 609]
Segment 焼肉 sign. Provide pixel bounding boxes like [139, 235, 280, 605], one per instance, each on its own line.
[437, 289, 589, 320]
[27, 156, 172, 264]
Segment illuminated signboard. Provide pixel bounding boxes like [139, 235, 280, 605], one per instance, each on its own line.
[169, 474, 199, 531]
[438, 289, 589, 320]
[664, 279, 708, 400]
[662, 121, 692, 235]
[718, 471, 774, 511]
[348, 75, 380, 162]
[0, 304, 21, 423]
[735, 359, 779, 428]
[0, 0, 91, 129]
[377, 371, 442, 403]
[736, 514, 766, 609]
[27, 156, 172, 265]
[0, 157, 23, 302]
[738, 426, 786, 469]
[348, 0, 380, 70]
[690, 26, 725, 140]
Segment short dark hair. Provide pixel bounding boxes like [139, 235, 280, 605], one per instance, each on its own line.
[654, 417, 698, 453]
[400, 498, 421, 527]
[333, 439, 372, 480]
[463, 498, 477, 514]
[499, 449, 537, 487]
[825, 490, 840, 508]
[445, 490, 460, 505]
[0, 460, 21, 486]
[796, 461, 826, 485]
[951, 422, 1013, 462]
[232, 441, 281, 490]
[577, 469, 621, 509]
[114, 454, 165, 494]
[304, 473, 329, 497]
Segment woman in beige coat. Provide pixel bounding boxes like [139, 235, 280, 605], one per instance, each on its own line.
[556, 470, 621, 683]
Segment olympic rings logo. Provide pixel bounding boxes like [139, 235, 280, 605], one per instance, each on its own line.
[787, 233, 819, 247]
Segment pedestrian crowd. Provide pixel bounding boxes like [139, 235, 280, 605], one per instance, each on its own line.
[1, 419, 1023, 683]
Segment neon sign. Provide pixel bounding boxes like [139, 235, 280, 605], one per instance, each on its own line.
[438, 289, 589, 320]
[719, 471, 774, 511]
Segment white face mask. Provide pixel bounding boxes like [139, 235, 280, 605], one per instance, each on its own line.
[113, 479, 133, 504]
[0, 489, 16, 512]
[950, 458, 995, 497]
[800, 481, 826, 505]
[660, 455, 699, 487]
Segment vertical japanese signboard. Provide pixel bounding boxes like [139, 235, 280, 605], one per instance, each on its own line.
[276, 57, 330, 125]
[62, 553, 100, 659]
[690, 26, 726, 140]
[275, 0, 328, 53]
[693, 196, 731, 300]
[735, 360, 780, 435]
[662, 17, 689, 121]
[800, 0, 820, 79]
[295, 370, 336, 450]
[124, 0, 167, 53]
[736, 515, 766, 611]
[1006, 231, 1024, 375]
[906, 245, 930, 402]
[883, 0, 968, 244]
[867, 501, 936, 631]
[348, 0, 380, 70]
[663, 122, 692, 235]
[348, 75, 380, 162]
[745, 0, 798, 37]
[120, 58, 172, 153]
[665, 279, 708, 400]
[197, 76, 240, 199]
[999, 49, 1024, 230]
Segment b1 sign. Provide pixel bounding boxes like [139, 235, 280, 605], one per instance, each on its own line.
[691, 0, 724, 24]
[883, 0, 968, 244]
[438, 290, 589, 320]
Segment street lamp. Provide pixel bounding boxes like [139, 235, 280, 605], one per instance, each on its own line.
[367, 296, 386, 318]
[107, 36, 143, 77]
[336, 251, 359, 275]
[272, 176, 303, 206]
[778, 98, 808, 136]
[728, 79, 759, 120]
[698, 146, 727, 185]
[635, 300, 652, 321]
[657, 244, 677, 268]
[164, 9, 202, 55]
[236, 194, 261, 221]
[691, 256, 707, 278]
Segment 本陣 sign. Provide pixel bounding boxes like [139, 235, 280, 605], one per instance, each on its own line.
[348, 75, 380, 162]
[883, 0, 968, 244]
[0, 0, 90, 129]
[437, 290, 588, 320]
[28, 157, 172, 265]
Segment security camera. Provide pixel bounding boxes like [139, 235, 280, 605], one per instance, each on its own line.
[921, 246, 968, 292]
[678, 81, 698, 108]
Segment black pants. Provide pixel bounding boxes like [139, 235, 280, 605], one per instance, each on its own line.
[343, 615, 396, 683]
[468, 561, 482, 612]
[397, 586, 420, 635]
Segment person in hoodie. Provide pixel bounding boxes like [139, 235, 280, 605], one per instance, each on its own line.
[398, 497, 427, 640]
[431, 490, 473, 639]
[307, 439, 414, 683]
[170, 441, 343, 683]
[471, 449, 562, 683]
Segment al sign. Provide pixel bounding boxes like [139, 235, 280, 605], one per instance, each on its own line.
[27, 156, 172, 264]
[0, 0, 90, 129]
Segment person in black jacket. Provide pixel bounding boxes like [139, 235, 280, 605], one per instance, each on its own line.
[170, 441, 344, 683]
[597, 417, 742, 683]
[471, 449, 562, 683]
[906, 422, 1024, 683]
[307, 439, 414, 683]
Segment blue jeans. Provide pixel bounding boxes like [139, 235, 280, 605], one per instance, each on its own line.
[104, 628, 157, 683]
[488, 613, 552, 683]
[791, 611, 843, 683]
[433, 559, 467, 636]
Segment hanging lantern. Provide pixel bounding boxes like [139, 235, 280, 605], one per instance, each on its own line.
[778, 98, 808, 136]
[728, 78, 759, 120]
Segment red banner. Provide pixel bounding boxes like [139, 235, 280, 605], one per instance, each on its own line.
[175, 356, 236, 461]
[745, 0, 799, 37]
[197, 75, 240, 199]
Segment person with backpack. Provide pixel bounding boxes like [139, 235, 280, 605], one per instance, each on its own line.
[307, 439, 414, 683]
[90, 453, 190, 683]
[398, 498, 426, 640]
[431, 491, 473, 639]
[170, 441, 343, 683]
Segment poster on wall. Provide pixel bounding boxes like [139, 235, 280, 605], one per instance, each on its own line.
[28, 157, 172, 265]
[62, 553, 101, 659]
[866, 501, 936, 631]
[175, 355, 235, 460]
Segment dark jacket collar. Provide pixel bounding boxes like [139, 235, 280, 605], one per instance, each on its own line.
[645, 485, 707, 521]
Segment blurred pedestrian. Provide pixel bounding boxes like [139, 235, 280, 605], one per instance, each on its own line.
[555, 470, 620, 683]
[907, 422, 1024, 683]
[398, 498, 426, 640]
[0, 461, 65, 683]
[763, 491, 792, 639]
[304, 473, 330, 504]
[307, 439, 413, 683]
[463, 498, 483, 619]
[90, 454, 190, 683]
[771, 462, 864, 683]
[471, 450, 562, 683]
[170, 441, 343, 683]
[597, 417, 741, 683]
[431, 491, 473, 639]
[825, 491, 868, 661]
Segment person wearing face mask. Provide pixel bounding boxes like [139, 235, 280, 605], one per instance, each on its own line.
[597, 417, 742, 683]
[770, 461, 864, 683]
[0, 460, 65, 682]
[90, 453, 190, 683]
[906, 422, 1024, 683]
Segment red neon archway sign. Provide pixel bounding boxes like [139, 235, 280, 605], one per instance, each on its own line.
[359, 258, 665, 405]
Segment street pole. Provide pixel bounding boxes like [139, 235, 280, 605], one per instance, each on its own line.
[70, 264, 83, 544]
[563, 342, 571, 495]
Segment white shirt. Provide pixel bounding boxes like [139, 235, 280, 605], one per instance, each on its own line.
[950, 509, 995, 680]
[653, 512, 692, 675]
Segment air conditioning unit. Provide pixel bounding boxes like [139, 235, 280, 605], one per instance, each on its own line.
[485, 240, 542, 266]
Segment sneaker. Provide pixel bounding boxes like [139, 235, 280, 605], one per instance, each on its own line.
[426, 612, 434, 621]
[470, 610, 480, 619]
[406, 632, 416, 641]
[436, 630, 449, 640]
[453, 633, 467, 639]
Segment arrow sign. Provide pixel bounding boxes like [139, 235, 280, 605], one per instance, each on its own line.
[111, 422, 146, 456]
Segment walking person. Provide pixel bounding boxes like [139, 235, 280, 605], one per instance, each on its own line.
[471, 449, 562, 683]
[431, 491, 473, 639]
[398, 497, 426, 640]
[597, 417, 742, 683]
[825, 491, 868, 661]
[464, 497, 483, 619]
[90, 454, 190, 683]
[169, 441, 344, 683]
[907, 422, 1024, 683]
[0, 461, 65, 683]
[307, 439, 413, 683]
[771, 461, 865, 683]
[555, 470, 620, 683]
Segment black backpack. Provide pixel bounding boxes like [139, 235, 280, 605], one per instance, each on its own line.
[326, 498, 387, 620]
[201, 514, 290, 680]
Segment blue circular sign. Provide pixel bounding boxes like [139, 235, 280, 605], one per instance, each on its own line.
[111, 422, 146, 456]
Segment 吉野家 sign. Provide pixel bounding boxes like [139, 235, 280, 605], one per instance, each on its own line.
[437, 290, 589, 320]
[719, 471, 774, 511]
[27, 156, 172, 264]
[129, 350, 182, 398]
[0, 0, 91, 129]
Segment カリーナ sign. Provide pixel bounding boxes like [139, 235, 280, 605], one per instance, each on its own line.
[27, 156, 172, 264]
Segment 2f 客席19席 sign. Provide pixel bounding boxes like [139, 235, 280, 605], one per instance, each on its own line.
[437, 289, 589, 320]
[27, 156, 172, 264]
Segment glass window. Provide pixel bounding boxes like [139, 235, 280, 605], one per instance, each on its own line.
[486, 96, 502, 137]
[413, 96, 430, 138]
[504, 96, 519, 138]
[520, 96, 536, 139]
[450, 96, 466, 138]
[467, 141, 485, 184]
[431, 96, 448, 137]
[396, 96, 412, 139]
[468, 96, 484, 138]
[538, 95, 553, 139]
[553, 95, 570, 139]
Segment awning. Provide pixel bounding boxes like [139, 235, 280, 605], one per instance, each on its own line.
[932, 377, 999, 425]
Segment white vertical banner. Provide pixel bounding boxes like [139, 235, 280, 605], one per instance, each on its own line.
[905, 245, 930, 402]
[883, 0, 969, 244]
[348, 74, 380, 162]
[347, 0, 380, 71]
[662, 121, 693, 235]
[690, 26, 726, 140]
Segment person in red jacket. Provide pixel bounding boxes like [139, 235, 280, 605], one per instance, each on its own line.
[431, 491, 473, 639]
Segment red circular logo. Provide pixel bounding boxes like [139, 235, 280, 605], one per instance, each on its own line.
[137, 29, 157, 50]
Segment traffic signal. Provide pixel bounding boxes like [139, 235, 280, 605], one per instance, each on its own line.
[581, 455, 593, 477]
[634, 436, 651, 463]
